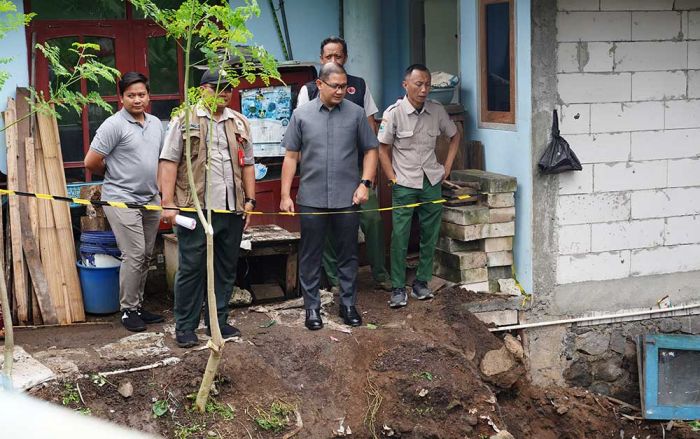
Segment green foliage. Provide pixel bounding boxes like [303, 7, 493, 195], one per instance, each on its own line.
[689, 420, 700, 431]
[173, 422, 205, 439]
[0, 0, 34, 93]
[253, 400, 295, 433]
[205, 399, 235, 420]
[413, 371, 435, 381]
[76, 407, 92, 416]
[152, 399, 170, 418]
[61, 383, 80, 406]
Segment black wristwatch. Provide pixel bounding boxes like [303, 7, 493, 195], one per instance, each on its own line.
[360, 179, 372, 188]
[244, 197, 256, 208]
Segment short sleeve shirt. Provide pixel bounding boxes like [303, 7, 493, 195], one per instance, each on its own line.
[377, 98, 457, 189]
[90, 108, 164, 204]
[281, 98, 378, 209]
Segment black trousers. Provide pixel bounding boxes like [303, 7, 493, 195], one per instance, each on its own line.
[298, 205, 360, 309]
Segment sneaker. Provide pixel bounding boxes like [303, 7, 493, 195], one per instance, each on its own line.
[388, 288, 408, 308]
[206, 324, 242, 339]
[176, 330, 199, 348]
[121, 309, 146, 332]
[411, 280, 434, 300]
[375, 279, 393, 292]
[137, 307, 164, 324]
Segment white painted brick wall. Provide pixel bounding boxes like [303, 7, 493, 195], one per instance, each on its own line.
[614, 42, 687, 71]
[557, 43, 617, 73]
[557, 251, 631, 284]
[559, 104, 590, 134]
[590, 102, 665, 133]
[689, 42, 700, 69]
[631, 244, 700, 276]
[559, 0, 601, 11]
[665, 216, 700, 245]
[631, 11, 682, 40]
[631, 71, 686, 101]
[689, 71, 700, 99]
[601, 0, 674, 11]
[558, 193, 631, 225]
[559, 166, 593, 194]
[631, 129, 700, 160]
[565, 133, 631, 163]
[558, 73, 631, 103]
[689, 11, 700, 39]
[593, 161, 667, 192]
[631, 187, 700, 218]
[558, 224, 591, 254]
[665, 99, 700, 129]
[557, 12, 631, 42]
[668, 158, 700, 187]
[591, 219, 665, 251]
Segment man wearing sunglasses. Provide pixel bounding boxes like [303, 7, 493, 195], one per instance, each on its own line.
[281, 62, 379, 330]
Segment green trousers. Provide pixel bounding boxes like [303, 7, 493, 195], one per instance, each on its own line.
[322, 189, 389, 287]
[390, 177, 443, 289]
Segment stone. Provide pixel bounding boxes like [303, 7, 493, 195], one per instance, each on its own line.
[488, 265, 513, 280]
[480, 346, 517, 376]
[440, 221, 485, 241]
[575, 331, 610, 356]
[434, 249, 487, 270]
[593, 358, 623, 382]
[474, 310, 519, 326]
[491, 432, 515, 439]
[482, 237, 513, 252]
[80, 216, 110, 232]
[563, 361, 592, 387]
[96, 332, 170, 361]
[118, 380, 133, 398]
[589, 382, 611, 396]
[484, 222, 515, 238]
[436, 236, 480, 253]
[503, 334, 524, 360]
[433, 262, 488, 284]
[442, 205, 489, 226]
[451, 169, 517, 193]
[230, 286, 253, 306]
[498, 278, 521, 296]
[482, 192, 515, 208]
[658, 318, 682, 333]
[487, 251, 514, 267]
[681, 315, 700, 335]
[0, 346, 56, 390]
[489, 207, 516, 223]
[459, 281, 490, 293]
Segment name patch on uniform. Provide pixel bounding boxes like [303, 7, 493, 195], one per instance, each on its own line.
[378, 119, 387, 133]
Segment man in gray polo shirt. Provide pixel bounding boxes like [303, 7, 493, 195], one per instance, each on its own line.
[85, 71, 165, 332]
[280, 62, 378, 330]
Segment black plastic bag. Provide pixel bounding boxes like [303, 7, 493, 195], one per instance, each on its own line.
[538, 110, 582, 174]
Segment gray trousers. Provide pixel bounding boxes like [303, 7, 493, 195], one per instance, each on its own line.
[299, 205, 359, 309]
[103, 194, 161, 311]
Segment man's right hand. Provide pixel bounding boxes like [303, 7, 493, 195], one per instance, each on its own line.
[161, 203, 179, 224]
[279, 196, 295, 213]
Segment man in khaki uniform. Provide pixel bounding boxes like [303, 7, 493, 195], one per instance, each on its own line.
[378, 64, 461, 308]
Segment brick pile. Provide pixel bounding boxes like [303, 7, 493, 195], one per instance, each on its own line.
[434, 169, 518, 294]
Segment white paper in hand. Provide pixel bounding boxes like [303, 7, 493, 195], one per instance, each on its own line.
[175, 214, 196, 230]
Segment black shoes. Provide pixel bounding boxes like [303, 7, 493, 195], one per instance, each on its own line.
[305, 309, 323, 330]
[206, 324, 242, 339]
[176, 330, 199, 348]
[339, 305, 362, 327]
[121, 309, 146, 332]
[137, 307, 164, 324]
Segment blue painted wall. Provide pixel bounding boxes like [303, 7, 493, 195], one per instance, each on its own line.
[0, 0, 29, 175]
[379, 0, 410, 112]
[459, 0, 533, 292]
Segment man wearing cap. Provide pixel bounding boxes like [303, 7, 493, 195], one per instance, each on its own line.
[378, 64, 460, 309]
[296, 36, 391, 293]
[280, 62, 378, 330]
[159, 69, 256, 348]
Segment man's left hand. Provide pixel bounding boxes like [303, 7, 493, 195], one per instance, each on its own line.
[243, 201, 254, 230]
[353, 184, 369, 205]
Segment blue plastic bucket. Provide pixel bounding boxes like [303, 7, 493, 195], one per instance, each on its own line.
[80, 231, 121, 267]
[76, 261, 120, 314]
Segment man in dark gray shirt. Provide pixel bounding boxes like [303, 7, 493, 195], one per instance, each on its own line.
[280, 63, 378, 330]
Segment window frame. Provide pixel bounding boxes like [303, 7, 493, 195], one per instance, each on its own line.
[478, 0, 516, 126]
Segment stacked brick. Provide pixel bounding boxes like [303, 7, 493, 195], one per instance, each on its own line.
[434, 169, 517, 293]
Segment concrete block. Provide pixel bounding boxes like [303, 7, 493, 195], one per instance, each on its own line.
[632, 11, 683, 40]
[488, 265, 513, 280]
[690, 11, 700, 38]
[558, 165, 593, 194]
[489, 207, 516, 223]
[590, 102, 665, 133]
[668, 158, 700, 187]
[591, 219, 665, 251]
[498, 278, 522, 296]
[442, 205, 489, 226]
[482, 237, 513, 252]
[614, 42, 687, 71]
[601, 0, 674, 10]
[440, 222, 485, 241]
[689, 70, 700, 99]
[433, 262, 488, 284]
[482, 192, 515, 208]
[459, 281, 490, 293]
[558, 224, 592, 254]
[565, 133, 631, 164]
[558, 0, 601, 11]
[484, 222, 515, 238]
[631, 187, 700, 218]
[593, 161, 667, 192]
[557, 250, 631, 284]
[487, 251, 514, 267]
[665, 216, 700, 245]
[631, 244, 700, 276]
[557, 12, 631, 42]
[631, 71, 686, 101]
[559, 103, 590, 135]
[473, 309, 518, 326]
[558, 73, 631, 104]
[557, 42, 616, 73]
[631, 128, 700, 160]
[436, 236, 480, 253]
[434, 249, 487, 270]
[676, 0, 700, 10]
[686, 41, 700, 69]
[557, 43, 581, 73]
[557, 192, 631, 225]
[450, 169, 517, 193]
[665, 99, 700, 129]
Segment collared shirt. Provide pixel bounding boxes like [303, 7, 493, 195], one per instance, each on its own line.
[90, 108, 164, 204]
[281, 98, 378, 209]
[297, 82, 379, 117]
[160, 106, 254, 210]
[378, 97, 458, 189]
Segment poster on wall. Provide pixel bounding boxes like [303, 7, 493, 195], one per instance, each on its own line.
[240, 85, 291, 156]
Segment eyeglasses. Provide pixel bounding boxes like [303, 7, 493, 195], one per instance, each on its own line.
[320, 79, 348, 91]
[204, 84, 233, 93]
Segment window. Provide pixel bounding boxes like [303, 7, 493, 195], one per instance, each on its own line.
[479, 0, 515, 125]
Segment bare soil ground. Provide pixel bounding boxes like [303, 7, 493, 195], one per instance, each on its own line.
[15, 269, 700, 439]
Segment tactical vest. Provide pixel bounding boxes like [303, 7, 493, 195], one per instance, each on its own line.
[305, 73, 366, 108]
[174, 111, 251, 213]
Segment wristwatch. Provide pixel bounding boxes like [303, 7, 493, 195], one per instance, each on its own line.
[360, 179, 372, 188]
[244, 197, 256, 208]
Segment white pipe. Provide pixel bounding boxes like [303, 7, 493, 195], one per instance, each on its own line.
[490, 303, 700, 332]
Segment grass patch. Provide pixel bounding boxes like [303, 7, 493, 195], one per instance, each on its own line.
[61, 383, 80, 406]
[173, 422, 205, 439]
[413, 371, 435, 381]
[205, 399, 235, 421]
[252, 400, 296, 433]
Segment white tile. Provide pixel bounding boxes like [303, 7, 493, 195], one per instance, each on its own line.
[558, 192, 631, 225]
[632, 11, 683, 40]
[557, 251, 631, 284]
[593, 161, 667, 192]
[631, 129, 700, 160]
[590, 102, 665, 133]
[631, 187, 700, 218]
[591, 219, 665, 251]
[614, 42, 687, 71]
[631, 71, 686, 101]
[558, 73, 631, 103]
[557, 11, 631, 42]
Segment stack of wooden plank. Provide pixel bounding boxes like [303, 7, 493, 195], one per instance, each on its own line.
[2, 89, 85, 325]
[442, 180, 479, 206]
